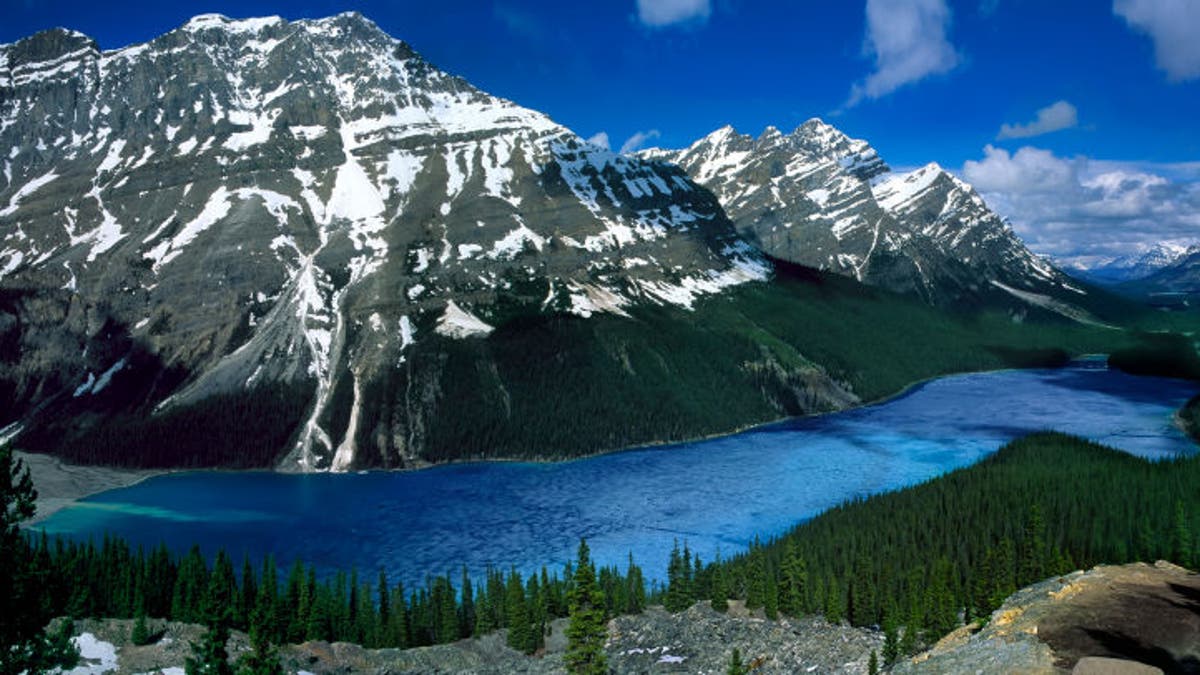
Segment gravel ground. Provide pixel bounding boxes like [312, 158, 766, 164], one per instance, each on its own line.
[16, 450, 166, 524]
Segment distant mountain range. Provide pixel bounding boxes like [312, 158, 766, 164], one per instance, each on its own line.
[1061, 243, 1196, 285]
[0, 14, 1131, 471]
[1121, 247, 1200, 298]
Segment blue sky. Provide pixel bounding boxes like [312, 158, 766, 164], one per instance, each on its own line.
[2, 0, 1198, 261]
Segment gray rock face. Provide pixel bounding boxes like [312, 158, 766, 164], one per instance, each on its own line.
[641, 120, 1087, 309]
[0, 13, 767, 470]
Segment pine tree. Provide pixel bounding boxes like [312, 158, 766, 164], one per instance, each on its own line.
[459, 566, 475, 639]
[665, 541, 689, 613]
[1172, 499, 1192, 568]
[882, 604, 900, 666]
[504, 570, 534, 654]
[778, 541, 807, 616]
[624, 554, 646, 614]
[710, 558, 729, 613]
[1019, 504, 1047, 584]
[564, 540, 608, 675]
[388, 581, 408, 648]
[726, 647, 748, 675]
[237, 569, 282, 675]
[745, 553, 766, 611]
[0, 444, 79, 673]
[869, 649, 879, 675]
[187, 551, 237, 675]
[823, 575, 845, 624]
[130, 605, 152, 638]
[187, 621, 232, 675]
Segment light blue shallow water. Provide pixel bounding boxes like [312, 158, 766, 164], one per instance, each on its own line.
[33, 363, 1199, 588]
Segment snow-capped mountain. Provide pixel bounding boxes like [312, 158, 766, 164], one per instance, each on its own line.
[1062, 243, 1193, 285]
[641, 121, 1087, 310]
[0, 14, 769, 470]
[1123, 246, 1200, 296]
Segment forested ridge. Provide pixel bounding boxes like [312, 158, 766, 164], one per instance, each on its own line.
[18, 263, 1154, 469]
[5, 431, 1200, 672]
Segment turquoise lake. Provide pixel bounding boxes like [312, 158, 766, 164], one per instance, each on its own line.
[33, 362, 1199, 588]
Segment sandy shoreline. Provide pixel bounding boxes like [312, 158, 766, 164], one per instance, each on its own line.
[16, 451, 169, 525]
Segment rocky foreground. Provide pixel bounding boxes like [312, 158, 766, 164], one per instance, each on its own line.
[54, 562, 1200, 674]
[896, 561, 1200, 674]
[58, 601, 880, 674]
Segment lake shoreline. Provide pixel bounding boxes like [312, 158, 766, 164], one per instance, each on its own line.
[18, 356, 1120, 519]
[17, 451, 169, 525]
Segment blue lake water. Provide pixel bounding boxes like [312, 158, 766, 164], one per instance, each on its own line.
[33, 362, 1199, 589]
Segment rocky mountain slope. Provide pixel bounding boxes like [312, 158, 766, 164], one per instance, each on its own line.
[640, 122, 1093, 313]
[0, 13, 781, 470]
[895, 561, 1200, 674]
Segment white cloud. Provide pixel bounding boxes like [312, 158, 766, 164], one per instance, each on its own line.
[585, 132, 611, 150]
[1114, 0, 1200, 81]
[962, 145, 1080, 193]
[636, 0, 711, 27]
[996, 101, 1079, 140]
[619, 129, 661, 154]
[846, 0, 960, 107]
[960, 144, 1200, 262]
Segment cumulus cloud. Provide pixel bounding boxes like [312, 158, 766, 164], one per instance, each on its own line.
[846, 0, 960, 107]
[1114, 0, 1200, 81]
[963, 145, 1080, 193]
[960, 144, 1200, 263]
[619, 129, 661, 154]
[636, 0, 711, 27]
[996, 101, 1079, 140]
[585, 132, 611, 150]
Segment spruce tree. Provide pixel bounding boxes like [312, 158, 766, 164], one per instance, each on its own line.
[665, 541, 688, 613]
[624, 554, 646, 614]
[376, 571, 390, 647]
[726, 647, 748, 675]
[237, 572, 282, 675]
[0, 444, 79, 674]
[131, 602, 152, 646]
[504, 570, 534, 653]
[1172, 500, 1192, 568]
[881, 604, 900, 665]
[459, 566, 475, 639]
[564, 540, 607, 675]
[187, 551, 236, 675]
[710, 558, 729, 613]
[868, 650, 879, 675]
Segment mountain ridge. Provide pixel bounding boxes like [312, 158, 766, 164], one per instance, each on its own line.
[639, 121, 1092, 314]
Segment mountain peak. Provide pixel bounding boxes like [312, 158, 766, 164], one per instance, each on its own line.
[2, 26, 98, 64]
[180, 14, 284, 34]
